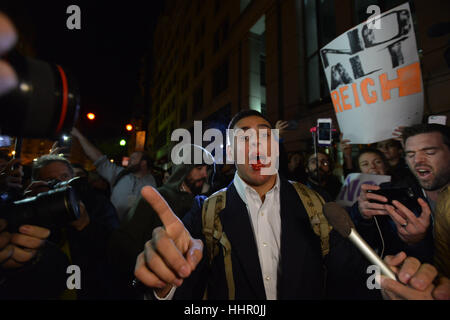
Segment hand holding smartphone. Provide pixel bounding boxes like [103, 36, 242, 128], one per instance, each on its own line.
[367, 187, 422, 215]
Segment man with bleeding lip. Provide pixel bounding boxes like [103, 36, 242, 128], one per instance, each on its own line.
[133, 110, 448, 300]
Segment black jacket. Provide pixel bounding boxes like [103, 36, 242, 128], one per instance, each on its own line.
[107, 145, 215, 299]
[172, 177, 380, 300]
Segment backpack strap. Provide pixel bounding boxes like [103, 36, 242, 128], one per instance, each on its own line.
[201, 188, 235, 300]
[201, 181, 332, 300]
[289, 181, 332, 256]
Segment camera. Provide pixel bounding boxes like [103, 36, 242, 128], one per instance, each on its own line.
[0, 50, 80, 138]
[0, 177, 85, 233]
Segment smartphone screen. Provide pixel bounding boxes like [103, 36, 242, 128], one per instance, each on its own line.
[428, 115, 447, 125]
[0, 135, 12, 148]
[318, 119, 332, 144]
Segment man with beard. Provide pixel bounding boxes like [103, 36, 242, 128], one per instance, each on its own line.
[305, 149, 342, 201]
[353, 124, 450, 263]
[71, 128, 156, 221]
[106, 144, 214, 299]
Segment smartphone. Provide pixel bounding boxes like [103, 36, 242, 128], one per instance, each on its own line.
[428, 115, 447, 125]
[57, 134, 72, 152]
[317, 118, 332, 145]
[0, 135, 12, 148]
[367, 187, 422, 214]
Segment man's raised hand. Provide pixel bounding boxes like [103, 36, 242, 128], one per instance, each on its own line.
[134, 186, 203, 297]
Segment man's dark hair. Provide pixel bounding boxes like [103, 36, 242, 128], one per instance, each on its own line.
[136, 151, 153, 170]
[357, 148, 390, 173]
[227, 109, 272, 130]
[32, 155, 74, 180]
[402, 123, 450, 149]
[304, 148, 335, 172]
[376, 139, 403, 150]
[71, 163, 88, 176]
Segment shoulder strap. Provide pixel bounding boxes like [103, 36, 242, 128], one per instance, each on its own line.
[201, 188, 235, 300]
[112, 169, 131, 187]
[289, 181, 332, 257]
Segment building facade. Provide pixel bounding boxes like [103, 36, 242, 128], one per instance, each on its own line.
[146, 0, 450, 162]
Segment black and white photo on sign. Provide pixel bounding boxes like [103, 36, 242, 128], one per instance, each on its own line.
[319, 2, 424, 144]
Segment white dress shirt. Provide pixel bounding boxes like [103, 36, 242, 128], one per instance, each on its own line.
[152, 171, 282, 300]
[233, 172, 281, 300]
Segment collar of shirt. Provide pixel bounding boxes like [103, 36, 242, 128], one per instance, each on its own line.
[233, 171, 280, 206]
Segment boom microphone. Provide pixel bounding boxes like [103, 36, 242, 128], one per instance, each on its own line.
[323, 202, 397, 281]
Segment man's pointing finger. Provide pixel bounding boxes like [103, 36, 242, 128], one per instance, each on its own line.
[141, 186, 182, 229]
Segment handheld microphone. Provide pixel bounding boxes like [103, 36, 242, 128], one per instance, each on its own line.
[323, 202, 397, 281]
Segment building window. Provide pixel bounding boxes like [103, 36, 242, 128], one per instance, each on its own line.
[155, 129, 166, 150]
[214, 0, 221, 15]
[195, 19, 205, 45]
[260, 103, 267, 116]
[183, 46, 190, 65]
[185, 22, 191, 39]
[194, 52, 204, 78]
[181, 73, 189, 92]
[304, 0, 336, 105]
[180, 102, 187, 124]
[213, 17, 230, 53]
[260, 55, 266, 86]
[193, 86, 203, 114]
[240, 0, 252, 13]
[213, 59, 229, 98]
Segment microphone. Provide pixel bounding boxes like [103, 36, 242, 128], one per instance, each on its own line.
[323, 202, 397, 281]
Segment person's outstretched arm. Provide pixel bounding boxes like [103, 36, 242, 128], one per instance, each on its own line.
[71, 127, 103, 163]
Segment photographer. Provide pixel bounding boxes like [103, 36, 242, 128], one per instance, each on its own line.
[0, 218, 69, 299]
[28, 155, 119, 299]
[0, 158, 69, 299]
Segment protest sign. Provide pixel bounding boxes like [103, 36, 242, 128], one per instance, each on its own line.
[336, 173, 391, 208]
[320, 2, 423, 144]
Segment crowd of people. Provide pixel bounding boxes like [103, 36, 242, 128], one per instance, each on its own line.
[0, 12, 449, 301]
[0, 107, 448, 300]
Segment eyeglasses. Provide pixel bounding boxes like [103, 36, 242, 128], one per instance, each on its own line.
[308, 159, 329, 166]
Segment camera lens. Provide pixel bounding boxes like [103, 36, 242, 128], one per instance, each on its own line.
[35, 186, 81, 226]
[0, 51, 80, 138]
[7, 186, 81, 231]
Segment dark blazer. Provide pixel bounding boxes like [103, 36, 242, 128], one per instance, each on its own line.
[176, 177, 378, 300]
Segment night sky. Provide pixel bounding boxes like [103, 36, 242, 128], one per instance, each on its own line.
[1, 1, 164, 141]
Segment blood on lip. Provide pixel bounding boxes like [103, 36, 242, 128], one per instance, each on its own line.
[251, 159, 264, 170]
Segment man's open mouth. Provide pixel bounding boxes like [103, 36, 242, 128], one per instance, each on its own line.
[415, 166, 432, 179]
[249, 154, 269, 170]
